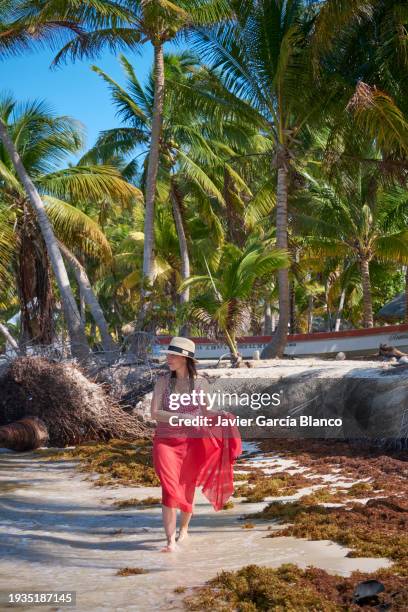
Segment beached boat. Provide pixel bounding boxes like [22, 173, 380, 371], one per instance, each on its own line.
[154, 323, 408, 359]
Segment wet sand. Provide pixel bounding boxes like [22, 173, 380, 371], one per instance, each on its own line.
[0, 443, 392, 612]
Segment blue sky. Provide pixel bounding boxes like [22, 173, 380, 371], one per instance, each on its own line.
[1, 44, 156, 163]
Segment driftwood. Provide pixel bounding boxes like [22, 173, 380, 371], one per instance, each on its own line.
[0, 416, 48, 451]
[0, 357, 153, 450]
[377, 343, 408, 359]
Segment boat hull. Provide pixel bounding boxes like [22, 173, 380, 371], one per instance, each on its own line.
[154, 324, 408, 359]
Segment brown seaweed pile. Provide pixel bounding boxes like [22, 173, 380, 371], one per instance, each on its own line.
[180, 562, 407, 611]
[233, 470, 323, 502]
[39, 438, 160, 487]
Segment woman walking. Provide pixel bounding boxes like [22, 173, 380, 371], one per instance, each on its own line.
[151, 337, 242, 552]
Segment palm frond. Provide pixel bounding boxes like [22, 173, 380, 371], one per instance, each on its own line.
[37, 164, 142, 205]
[43, 195, 112, 261]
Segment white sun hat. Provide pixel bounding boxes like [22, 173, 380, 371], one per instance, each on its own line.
[160, 336, 199, 363]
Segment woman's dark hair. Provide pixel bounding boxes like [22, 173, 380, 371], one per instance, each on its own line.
[169, 357, 197, 393]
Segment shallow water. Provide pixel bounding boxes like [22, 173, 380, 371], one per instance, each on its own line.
[0, 443, 392, 611]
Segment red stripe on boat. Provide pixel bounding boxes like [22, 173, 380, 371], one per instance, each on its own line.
[155, 323, 408, 346]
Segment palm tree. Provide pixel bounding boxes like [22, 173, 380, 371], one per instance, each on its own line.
[178, 238, 289, 362]
[0, 95, 140, 349]
[195, 0, 408, 355]
[0, 0, 115, 359]
[293, 166, 408, 328]
[47, 0, 231, 325]
[0, 0, 227, 352]
[88, 52, 261, 321]
[192, 0, 345, 357]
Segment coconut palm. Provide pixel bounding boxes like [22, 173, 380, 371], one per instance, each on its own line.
[0, 95, 141, 349]
[0, 0, 227, 351]
[191, 0, 344, 357]
[194, 0, 408, 355]
[0, 0, 118, 359]
[293, 163, 408, 328]
[178, 238, 289, 362]
[43, 0, 231, 324]
[88, 52, 263, 313]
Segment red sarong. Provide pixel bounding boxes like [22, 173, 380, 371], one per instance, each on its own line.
[153, 411, 242, 512]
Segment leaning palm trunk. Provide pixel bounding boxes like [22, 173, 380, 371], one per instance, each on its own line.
[0, 323, 20, 355]
[59, 243, 117, 355]
[261, 166, 290, 358]
[360, 258, 374, 328]
[0, 119, 89, 362]
[139, 43, 165, 327]
[80, 286, 86, 324]
[224, 329, 241, 365]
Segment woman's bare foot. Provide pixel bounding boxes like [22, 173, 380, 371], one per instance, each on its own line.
[176, 529, 189, 543]
[160, 539, 179, 552]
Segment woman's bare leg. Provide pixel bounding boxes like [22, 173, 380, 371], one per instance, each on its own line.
[177, 510, 192, 541]
[161, 505, 178, 552]
[177, 488, 195, 541]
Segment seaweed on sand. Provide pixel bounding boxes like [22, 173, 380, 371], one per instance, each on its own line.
[182, 440, 407, 610]
[181, 562, 407, 611]
[233, 470, 323, 502]
[42, 438, 160, 487]
[247, 496, 408, 582]
[112, 496, 161, 508]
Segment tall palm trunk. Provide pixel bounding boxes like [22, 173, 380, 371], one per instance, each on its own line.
[171, 184, 190, 304]
[405, 266, 408, 324]
[261, 165, 289, 358]
[0, 119, 89, 362]
[289, 279, 297, 334]
[325, 284, 332, 331]
[59, 243, 117, 355]
[139, 43, 165, 327]
[171, 183, 190, 337]
[224, 167, 246, 247]
[307, 295, 314, 333]
[360, 257, 374, 328]
[335, 288, 346, 332]
[264, 301, 273, 335]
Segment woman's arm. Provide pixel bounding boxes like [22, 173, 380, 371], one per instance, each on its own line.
[149, 375, 170, 423]
[149, 375, 203, 423]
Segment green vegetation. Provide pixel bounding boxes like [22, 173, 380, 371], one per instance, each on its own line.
[1, 1, 408, 357]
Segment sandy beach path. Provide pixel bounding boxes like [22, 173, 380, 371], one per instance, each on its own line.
[0, 443, 392, 612]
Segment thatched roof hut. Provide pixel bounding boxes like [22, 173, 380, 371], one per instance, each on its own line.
[377, 293, 406, 321]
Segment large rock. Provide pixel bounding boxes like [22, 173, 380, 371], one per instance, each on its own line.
[198, 359, 408, 448]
